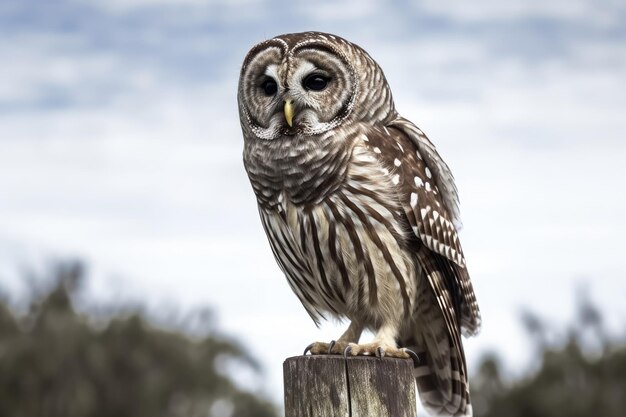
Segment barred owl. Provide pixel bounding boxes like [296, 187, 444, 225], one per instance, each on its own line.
[238, 32, 481, 417]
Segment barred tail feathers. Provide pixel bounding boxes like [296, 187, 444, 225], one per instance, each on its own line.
[407, 251, 472, 416]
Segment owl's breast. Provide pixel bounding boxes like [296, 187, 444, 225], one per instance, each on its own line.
[257, 140, 418, 323]
[243, 130, 354, 208]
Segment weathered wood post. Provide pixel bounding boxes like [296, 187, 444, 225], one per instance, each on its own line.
[284, 355, 417, 417]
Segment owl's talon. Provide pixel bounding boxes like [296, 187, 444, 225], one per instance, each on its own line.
[401, 348, 420, 367]
[376, 346, 385, 358]
[343, 345, 352, 358]
[303, 343, 315, 356]
[328, 340, 336, 354]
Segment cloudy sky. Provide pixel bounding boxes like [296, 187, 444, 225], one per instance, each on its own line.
[1, 0, 625, 406]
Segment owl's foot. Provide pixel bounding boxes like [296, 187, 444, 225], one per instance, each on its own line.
[303, 340, 349, 355]
[343, 343, 420, 366]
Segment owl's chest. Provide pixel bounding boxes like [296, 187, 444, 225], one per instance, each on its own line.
[243, 133, 352, 208]
[258, 147, 415, 319]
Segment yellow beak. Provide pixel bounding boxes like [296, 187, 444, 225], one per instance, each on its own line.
[284, 99, 294, 127]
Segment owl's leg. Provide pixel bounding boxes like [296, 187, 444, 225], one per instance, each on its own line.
[345, 322, 414, 360]
[304, 320, 363, 355]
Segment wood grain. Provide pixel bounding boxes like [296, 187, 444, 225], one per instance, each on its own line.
[284, 355, 417, 417]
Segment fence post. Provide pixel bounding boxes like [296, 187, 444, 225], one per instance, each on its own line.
[284, 355, 417, 417]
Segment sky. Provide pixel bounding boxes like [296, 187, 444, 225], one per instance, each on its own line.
[1, 0, 626, 408]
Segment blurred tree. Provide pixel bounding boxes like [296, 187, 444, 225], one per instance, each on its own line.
[472, 299, 626, 417]
[0, 261, 278, 417]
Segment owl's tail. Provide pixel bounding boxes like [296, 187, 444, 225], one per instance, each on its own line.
[401, 262, 472, 416]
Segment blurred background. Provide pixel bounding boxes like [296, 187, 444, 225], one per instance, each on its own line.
[1, 0, 625, 416]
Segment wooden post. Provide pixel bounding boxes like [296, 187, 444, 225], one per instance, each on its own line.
[284, 355, 417, 417]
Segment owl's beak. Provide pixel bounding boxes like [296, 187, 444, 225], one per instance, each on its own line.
[284, 99, 294, 127]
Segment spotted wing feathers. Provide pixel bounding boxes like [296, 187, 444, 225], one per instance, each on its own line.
[390, 117, 462, 229]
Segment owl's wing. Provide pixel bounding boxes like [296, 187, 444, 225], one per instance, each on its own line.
[365, 120, 481, 336]
[390, 116, 462, 230]
[384, 117, 466, 268]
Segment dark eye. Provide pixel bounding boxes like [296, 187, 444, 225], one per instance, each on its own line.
[303, 74, 329, 91]
[261, 79, 277, 96]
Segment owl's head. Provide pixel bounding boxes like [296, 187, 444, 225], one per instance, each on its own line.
[238, 32, 395, 141]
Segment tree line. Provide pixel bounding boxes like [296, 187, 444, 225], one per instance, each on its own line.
[0, 261, 623, 416]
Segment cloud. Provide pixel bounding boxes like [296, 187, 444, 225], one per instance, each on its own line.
[418, 0, 626, 27]
[70, 0, 263, 12]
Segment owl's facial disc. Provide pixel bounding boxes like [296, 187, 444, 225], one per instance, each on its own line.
[239, 42, 356, 140]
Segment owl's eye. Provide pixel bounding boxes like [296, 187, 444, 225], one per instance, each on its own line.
[261, 79, 277, 96]
[303, 74, 329, 91]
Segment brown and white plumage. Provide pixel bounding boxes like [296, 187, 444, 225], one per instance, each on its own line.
[238, 31, 481, 416]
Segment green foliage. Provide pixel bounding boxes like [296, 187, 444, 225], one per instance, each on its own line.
[472, 300, 626, 417]
[0, 262, 278, 417]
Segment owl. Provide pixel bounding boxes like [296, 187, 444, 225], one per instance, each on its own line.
[238, 32, 481, 417]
